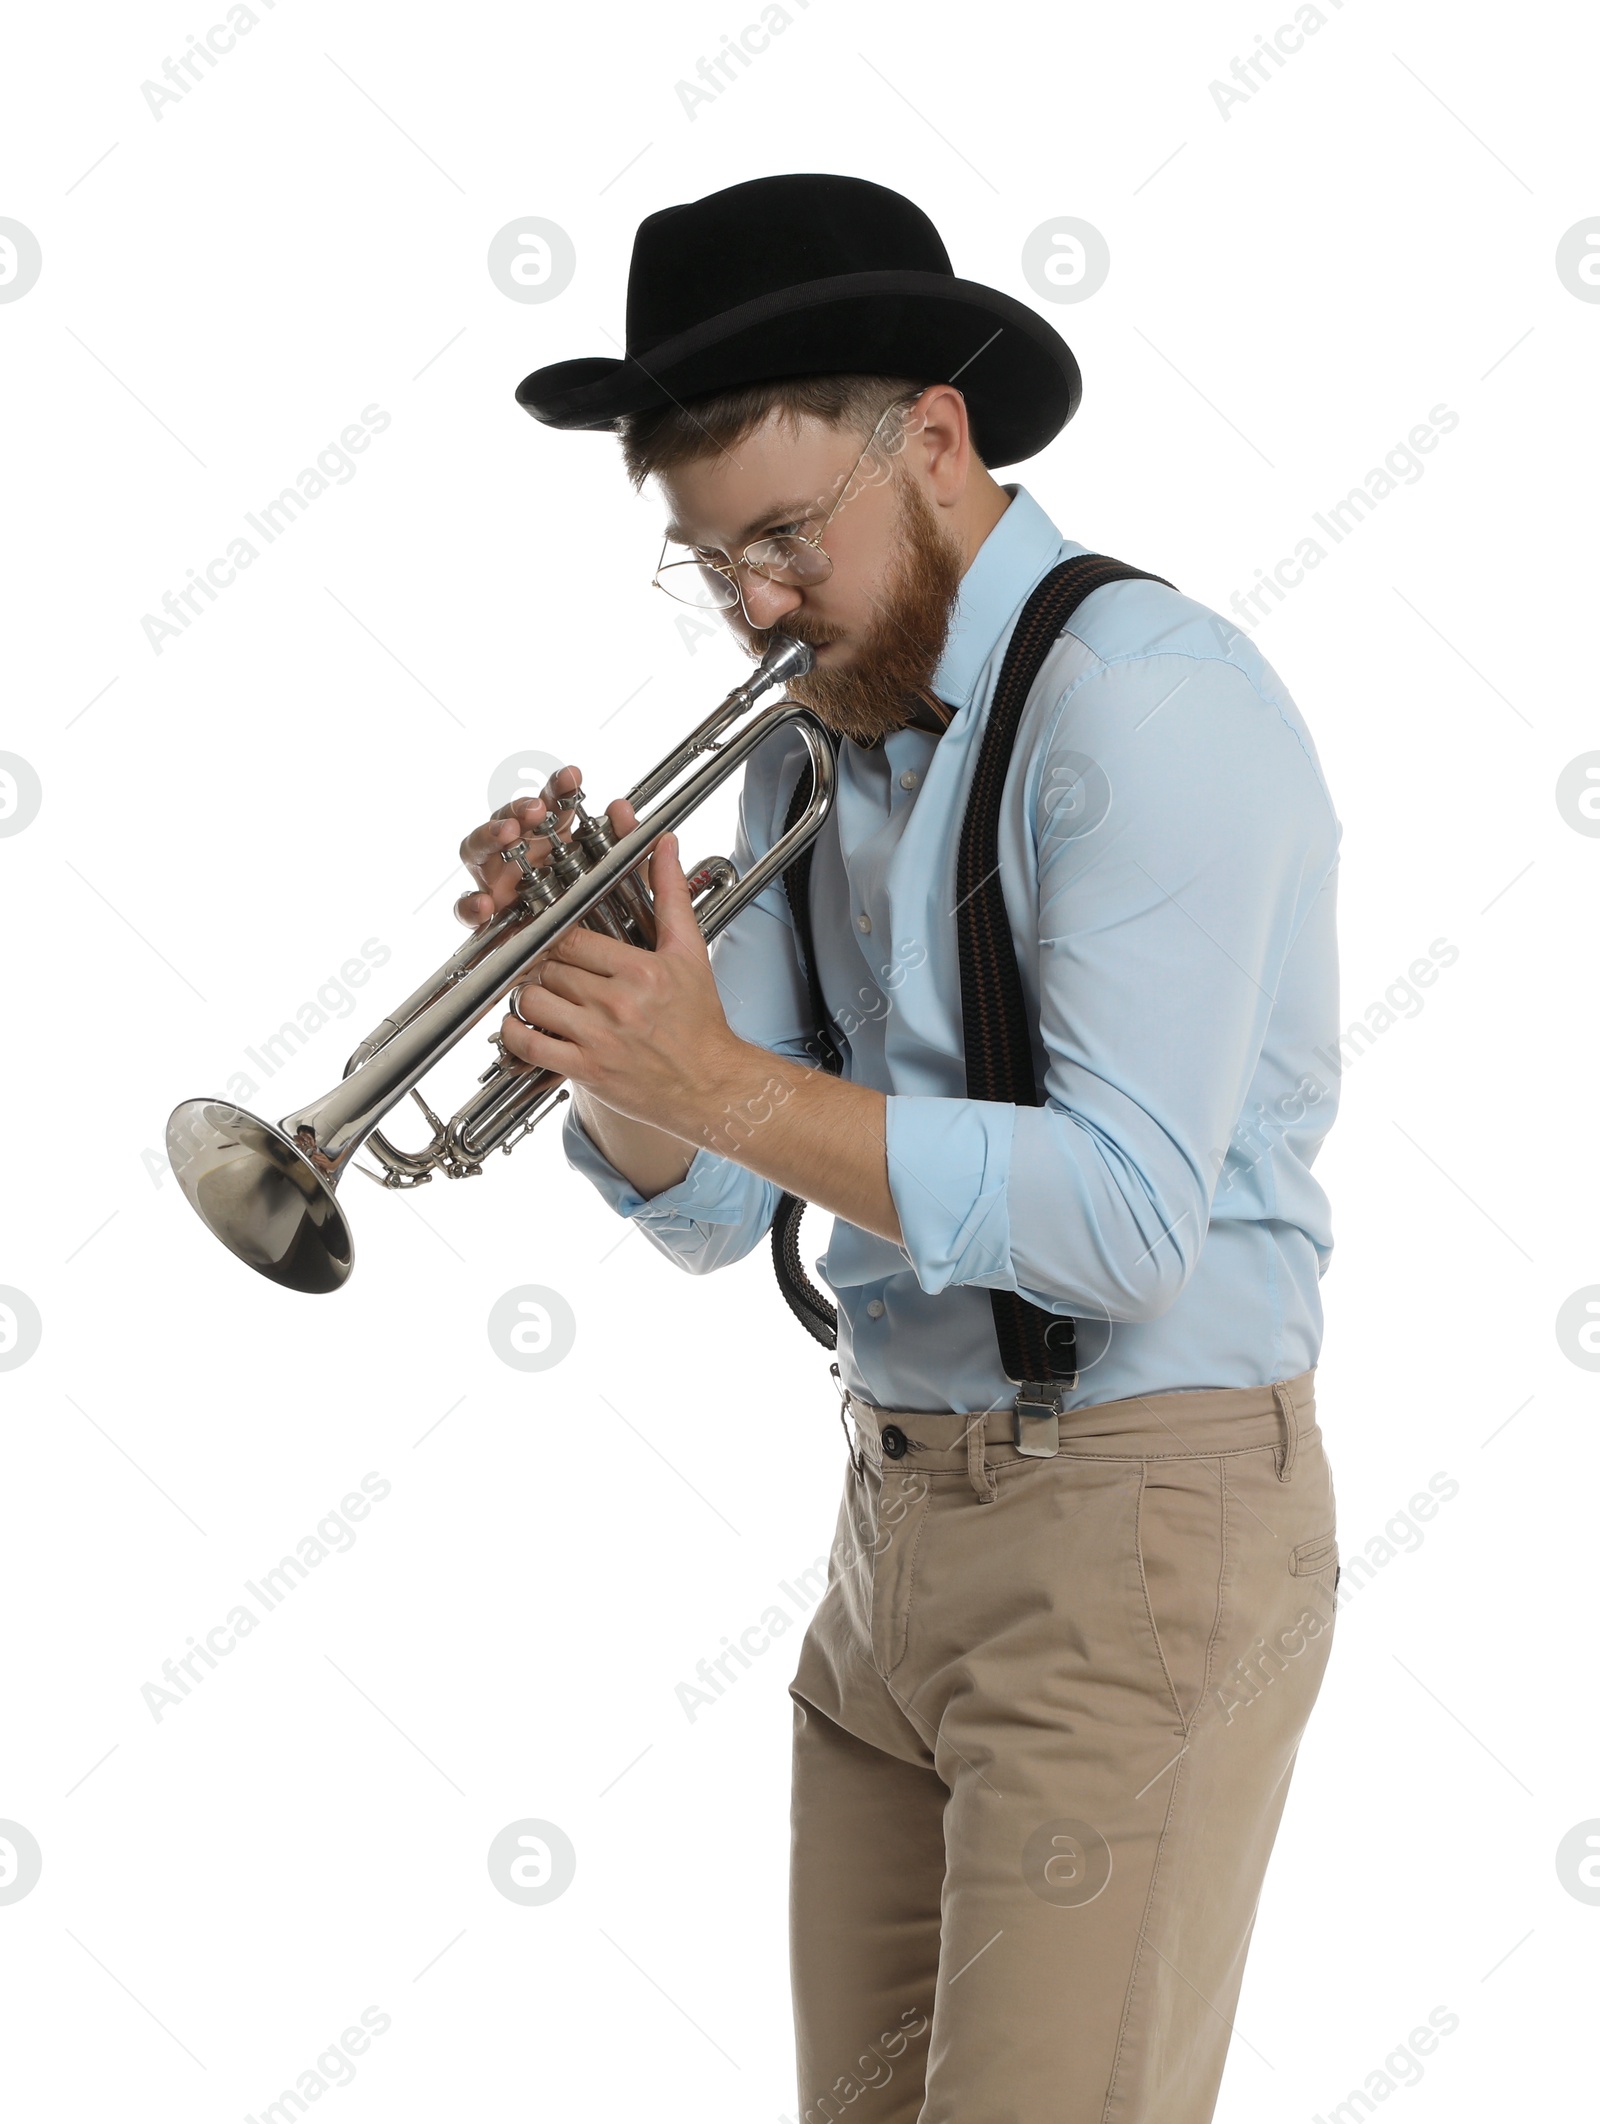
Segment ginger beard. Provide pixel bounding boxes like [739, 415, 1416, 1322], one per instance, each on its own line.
[752, 466, 966, 746]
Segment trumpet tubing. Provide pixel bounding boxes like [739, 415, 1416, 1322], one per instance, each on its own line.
[167, 636, 828, 1293]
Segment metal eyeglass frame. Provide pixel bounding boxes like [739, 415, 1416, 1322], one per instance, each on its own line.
[650, 391, 924, 611]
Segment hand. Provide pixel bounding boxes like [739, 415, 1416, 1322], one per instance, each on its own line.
[455, 765, 607, 931]
[477, 789, 901, 1240]
[497, 828, 744, 1142]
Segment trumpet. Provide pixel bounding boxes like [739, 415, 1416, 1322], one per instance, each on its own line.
[167, 635, 829, 1294]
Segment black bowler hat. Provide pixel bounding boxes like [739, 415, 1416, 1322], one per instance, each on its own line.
[514, 172, 1082, 468]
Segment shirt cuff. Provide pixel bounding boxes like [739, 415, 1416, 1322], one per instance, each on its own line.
[561, 1100, 752, 1231]
[883, 1094, 1017, 1294]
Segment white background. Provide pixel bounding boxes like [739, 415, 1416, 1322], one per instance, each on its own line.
[2, 0, 1597, 2117]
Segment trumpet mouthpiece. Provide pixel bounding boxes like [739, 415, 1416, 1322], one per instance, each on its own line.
[754, 634, 816, 691]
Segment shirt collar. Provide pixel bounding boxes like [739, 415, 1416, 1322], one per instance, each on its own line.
[929, 484, 1085, 713]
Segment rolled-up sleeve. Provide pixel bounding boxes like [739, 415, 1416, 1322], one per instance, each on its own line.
[562, 725, 823, 1275]
[884, 653, 1338, 1322]
[562, 1103, 784, 1273]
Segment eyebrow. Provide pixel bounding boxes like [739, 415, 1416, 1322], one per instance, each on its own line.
[663, 498, 815, 552]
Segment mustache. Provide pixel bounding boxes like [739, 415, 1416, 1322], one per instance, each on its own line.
[751, 618, 844, 654]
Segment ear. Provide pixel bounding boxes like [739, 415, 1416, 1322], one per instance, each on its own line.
[910, 383, 972, 505]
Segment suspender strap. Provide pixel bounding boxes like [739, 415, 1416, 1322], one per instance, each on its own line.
[957, 553, 1175, 1445]
[771, 747, 843, 1349]
[780, 758, 844, 1082]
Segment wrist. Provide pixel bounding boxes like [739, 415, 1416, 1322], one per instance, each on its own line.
[687, 1037, 797, 1160]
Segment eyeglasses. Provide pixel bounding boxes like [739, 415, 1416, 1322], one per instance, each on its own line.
[651, 394, 921, 611]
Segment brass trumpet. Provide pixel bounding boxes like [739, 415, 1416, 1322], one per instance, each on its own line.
[167, 636, 829, 1293]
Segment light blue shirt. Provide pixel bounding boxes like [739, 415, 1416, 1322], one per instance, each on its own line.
[566, 485, 1341, 1413]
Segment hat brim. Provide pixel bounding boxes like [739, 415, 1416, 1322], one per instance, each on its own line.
[514, 269, 1081, 468]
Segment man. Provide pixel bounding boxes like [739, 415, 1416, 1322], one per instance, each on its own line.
[461, 174, 1343, 2122]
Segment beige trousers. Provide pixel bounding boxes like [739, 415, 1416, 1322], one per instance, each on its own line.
[788, 1370, 1339, 2124]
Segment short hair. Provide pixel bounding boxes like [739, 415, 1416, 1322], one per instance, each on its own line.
[615, 372, 933, 490]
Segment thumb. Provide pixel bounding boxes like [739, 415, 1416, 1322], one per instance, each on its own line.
[649, 831, 704, 954]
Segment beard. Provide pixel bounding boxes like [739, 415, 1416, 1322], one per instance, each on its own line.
[750, 471, 965, 746]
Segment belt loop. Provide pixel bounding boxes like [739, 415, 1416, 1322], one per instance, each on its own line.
[838, 1401, 865, 1479]
[834, 1369, 865, 1478]
[964, 1414, 998, 1505]
[1272, 1379, 1299, 1485]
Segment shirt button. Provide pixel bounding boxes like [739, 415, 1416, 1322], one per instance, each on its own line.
[899, 770, 919, 790]
[856, 913, 872, 933]
[866, 1299, 885, 1319]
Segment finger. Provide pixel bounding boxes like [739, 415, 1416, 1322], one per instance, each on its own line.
[545, 925, 633, 976]
[540, 764, 584, 808]
[508, 980, 586, 1042]
[533, 958, 613, 1005]
[458, 816, 521, 880]
[606, 797, 639, 837]
[500, 1013, 585, 1077]
[460, 800, 547, 872]
[454, 887, 496, 930]
[490, 795, 552, 828]
[647, 832, 705, 955]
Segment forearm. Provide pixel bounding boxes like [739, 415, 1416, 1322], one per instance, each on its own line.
[693, 1041, 903, 1245]
[577, 1041, 900, 1242]
[572, 1087, 695, 1199]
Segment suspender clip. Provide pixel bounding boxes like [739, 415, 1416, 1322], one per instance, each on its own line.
[1013, 1384, 1063, 1458]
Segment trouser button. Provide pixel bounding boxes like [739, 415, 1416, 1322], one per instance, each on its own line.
[880, 1424, 909, 1460]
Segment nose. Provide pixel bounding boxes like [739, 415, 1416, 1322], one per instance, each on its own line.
[737, 570, 803, 630]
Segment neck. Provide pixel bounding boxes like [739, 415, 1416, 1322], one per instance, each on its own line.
[955, 469, 1012, 570]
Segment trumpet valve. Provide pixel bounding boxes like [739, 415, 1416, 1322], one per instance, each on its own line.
[501, 841, 561, 908]
[539, 816, 584, 888]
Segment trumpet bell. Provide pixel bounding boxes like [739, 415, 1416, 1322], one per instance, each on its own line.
[166, 1099, 354, 1295]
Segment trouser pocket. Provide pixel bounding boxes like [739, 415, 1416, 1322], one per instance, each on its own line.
[1137, 1456, 1227, 1733]
[1291, 1528, 1339, 1577]
[1204, 1433, 1340, 1734]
